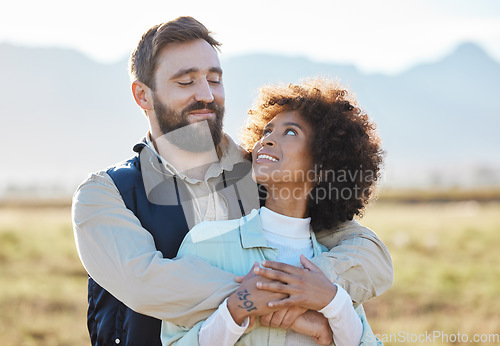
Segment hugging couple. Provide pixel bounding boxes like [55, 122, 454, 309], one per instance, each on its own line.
[73, 16, 393, 346]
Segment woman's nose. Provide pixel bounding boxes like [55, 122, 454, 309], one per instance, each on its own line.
[261, 135, 275, 147]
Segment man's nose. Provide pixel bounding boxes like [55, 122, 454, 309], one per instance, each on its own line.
[194, 80, 215, 104]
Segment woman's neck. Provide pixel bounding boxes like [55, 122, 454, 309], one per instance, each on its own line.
[263, 185, 310, 218]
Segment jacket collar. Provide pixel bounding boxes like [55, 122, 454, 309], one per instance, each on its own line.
[239, 209, 269, 249]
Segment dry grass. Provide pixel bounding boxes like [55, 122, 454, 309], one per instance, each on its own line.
[1, 197, 499, 345]
[0, 206, 89, 346]
[361, 201, 500, 345]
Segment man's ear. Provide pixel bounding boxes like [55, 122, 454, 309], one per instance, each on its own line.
[132, 80, 153, 112]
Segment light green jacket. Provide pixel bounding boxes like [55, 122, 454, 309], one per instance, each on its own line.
[161, 209, 382, 345]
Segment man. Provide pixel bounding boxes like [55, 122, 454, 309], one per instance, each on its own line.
[72, 16, 393, 345]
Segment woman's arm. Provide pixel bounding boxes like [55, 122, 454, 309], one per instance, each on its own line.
[197, 298, 249, 346]
[319, 284, 363, 346]
[254, 255, 364, 346]
[162, 263, 286, 346]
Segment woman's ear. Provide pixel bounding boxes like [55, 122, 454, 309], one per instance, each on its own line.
[132, 80, 153, 112]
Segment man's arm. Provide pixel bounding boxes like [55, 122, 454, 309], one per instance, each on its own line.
[311, 220, 394, 304]
[72, 171, 238, 327]
[255, 224, 393, 334]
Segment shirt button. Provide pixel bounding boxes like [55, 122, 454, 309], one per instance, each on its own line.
[115, 338, 120, 344]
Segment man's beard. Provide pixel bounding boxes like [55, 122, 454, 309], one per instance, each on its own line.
[153, 93, 224, 153]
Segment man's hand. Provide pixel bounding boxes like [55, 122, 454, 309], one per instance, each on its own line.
[260, 306, 308, 328]
[254, 255, 338, 311]
[227, 262, 287, 325]
[290, 310, 333, 345]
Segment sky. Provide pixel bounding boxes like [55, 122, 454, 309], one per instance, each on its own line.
[2, 0, 500, 74]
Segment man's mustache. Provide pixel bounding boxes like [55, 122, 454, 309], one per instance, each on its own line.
[184, 101, 222, 113]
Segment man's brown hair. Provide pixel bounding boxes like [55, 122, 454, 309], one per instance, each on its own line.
[130, 16, 221, 90]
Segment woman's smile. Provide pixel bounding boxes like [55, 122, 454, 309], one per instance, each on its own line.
[252, 111, 314, 188]
[255, 150, 280, 163]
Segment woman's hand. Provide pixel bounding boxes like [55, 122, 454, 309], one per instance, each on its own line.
[254, 255, 338, 311]
[227, 262, 288, 325]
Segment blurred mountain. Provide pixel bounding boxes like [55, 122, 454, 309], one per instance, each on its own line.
[1, 42, 499, 194]
[222, 43, 500, 187]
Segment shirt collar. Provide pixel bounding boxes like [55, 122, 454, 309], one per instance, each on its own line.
[135, 132, 247, 183]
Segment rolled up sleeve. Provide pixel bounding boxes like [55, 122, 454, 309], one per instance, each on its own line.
[72, 171, 238, 327]
[311, 221, 393, 304]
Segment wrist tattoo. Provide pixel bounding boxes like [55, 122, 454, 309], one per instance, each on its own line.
[237, 289, 257, 312]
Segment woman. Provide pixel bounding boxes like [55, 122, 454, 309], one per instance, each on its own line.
[161, 78, 384, 345]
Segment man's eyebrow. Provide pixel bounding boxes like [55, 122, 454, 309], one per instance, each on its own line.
[170, 66, 223, 80]
[170, 68, 198, 80]
[209, 66, 223, 75]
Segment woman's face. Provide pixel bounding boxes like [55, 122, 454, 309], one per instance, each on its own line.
[252, 111, 315, 189]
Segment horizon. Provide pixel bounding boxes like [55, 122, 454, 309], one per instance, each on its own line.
[0, 39, 495, 77]
[1, 39, 499, 193]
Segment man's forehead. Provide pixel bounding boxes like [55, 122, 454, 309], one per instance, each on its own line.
[157, 39, 221, 75]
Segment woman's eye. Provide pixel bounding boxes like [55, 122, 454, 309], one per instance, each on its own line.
[285, 129, 297, 136]
[178, 81, 193, 86]
[208, 79, 221, 84]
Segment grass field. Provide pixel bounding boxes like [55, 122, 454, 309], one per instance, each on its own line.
[0, 197, 499, 345]
[361, 201, 500, 345]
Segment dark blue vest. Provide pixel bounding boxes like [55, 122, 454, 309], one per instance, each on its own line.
[86, 141, 251, 345]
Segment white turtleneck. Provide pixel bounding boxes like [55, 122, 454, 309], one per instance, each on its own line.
[260, 206, 314, 265]
[198, 207, 363, 346]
